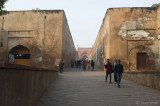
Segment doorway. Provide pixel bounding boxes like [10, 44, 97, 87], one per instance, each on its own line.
[137, 53, 147, 70]
[9, 45, 30, 66]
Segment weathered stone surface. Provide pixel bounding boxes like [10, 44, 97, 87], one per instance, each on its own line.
[92, 6, 160, 72]
[0, 64, 58, 106]
[0, 10, 76, 69]
[123, 72, 160, 91]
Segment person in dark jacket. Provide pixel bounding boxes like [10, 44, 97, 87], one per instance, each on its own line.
[83, 60, 87, 70]
[104, 59, 112, 83]
[91, 60, 95, 71]
[113, 59, 118, 83]
[115, 59, 123, 88]
[59, 59, 64, 73]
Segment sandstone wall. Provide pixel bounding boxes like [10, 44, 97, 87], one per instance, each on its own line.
[0, 10, 76, 69]
[92, 7, 160, 71]
[156, 5, 160, 71]
[123, 72, 160, 91]
[0, 64, 58, 106]
[109, 8, 157, 71]
[62, 12, 76, 68]
[91, 12, 110, 68]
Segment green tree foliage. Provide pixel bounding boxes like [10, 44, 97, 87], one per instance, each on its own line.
[151, 3, 159, 8]
[0, 0, 8, 15]
[32, 8, 40, 11]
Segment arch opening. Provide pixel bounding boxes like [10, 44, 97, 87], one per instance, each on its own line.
[82, 55, 88, 61]
[9, 45, 31, 66]
[129, 45, 155, 71]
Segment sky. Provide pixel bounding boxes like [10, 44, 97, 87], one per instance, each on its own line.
[4, 0, 160, 49]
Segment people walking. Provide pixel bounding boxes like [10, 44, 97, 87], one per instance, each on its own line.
[59, 59, 64, 73]
[71, 60, 74, 68]
[91, 60, 95, 71]
[88, 60, 91, 70]
[83, 60, 87, 70]
[78, 60, 81, 68]
[113, 59, 118, 83]
[115, 59, 123, 88]
[104, 59, 112, 83]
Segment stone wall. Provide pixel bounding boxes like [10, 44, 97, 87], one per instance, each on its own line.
[62, 12, 76, 68]
[92, 6, 160, 71]
[0, 64, 58, 106]
[109, 8, 157, 71]
[0, 10, 76, 69]
[123, 72, 160, 91]
[91, 11, 111, 68]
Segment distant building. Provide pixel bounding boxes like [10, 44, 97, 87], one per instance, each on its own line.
[0, 10, 76, 69]
[78, 48, 92, 61]
[92, 5, 160, 71]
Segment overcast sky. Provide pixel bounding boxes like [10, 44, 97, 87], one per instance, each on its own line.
[5, 0, 160, 49]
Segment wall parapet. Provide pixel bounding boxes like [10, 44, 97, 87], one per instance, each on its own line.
[123, 72, 160, 91]
[0, 64, 58, 106]
[2, 63, 58, 72]
[124, 71, 160, 74]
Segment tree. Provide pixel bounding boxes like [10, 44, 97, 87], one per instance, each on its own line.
[0, 0, 8, 15]
[151, 3, 159, 8]
[32, 8, 40, 11]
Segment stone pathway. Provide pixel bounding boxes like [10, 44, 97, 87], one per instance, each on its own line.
[38, 68, 160, 106]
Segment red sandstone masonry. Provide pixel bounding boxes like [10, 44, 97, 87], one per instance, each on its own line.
[0, 64, 58, 106]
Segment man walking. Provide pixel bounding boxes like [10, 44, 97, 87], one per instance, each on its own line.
[113, 59, 118, 83]
[59, 59, 64, 73]
[91, 60, 95, 71]
[104, 59, 112, 83]
[115, 59, 123, 88]
[83, 60, 87, 70]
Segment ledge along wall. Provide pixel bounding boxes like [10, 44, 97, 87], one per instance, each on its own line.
[123, 72, 160, 91]
[0, 64, 58, 106]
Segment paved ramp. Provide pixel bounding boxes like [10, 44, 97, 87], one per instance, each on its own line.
[38, 68, 160, 106]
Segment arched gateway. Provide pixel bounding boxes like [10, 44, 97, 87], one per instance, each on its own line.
[9, 45, 31, 66]
[78, 48, 92, 60]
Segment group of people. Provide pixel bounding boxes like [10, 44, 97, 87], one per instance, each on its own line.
[71, 59, 95, 71]
[71, 60, 82, 68]
[59, 59, 95, 73]
[82, 60, 95, 71]
[59, 58, 123, 88]
[104, 59, 123, 88]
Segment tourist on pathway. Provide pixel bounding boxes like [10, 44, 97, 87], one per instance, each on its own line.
[71, 60, 74, 68]
[83, 60, 87, 70]
[78, 60, 81, 68]
[88, 60, 91, 70]
[91, 60, 95, 71]
[115, 59, 123, 88]
[59, 59, 64, 73]
[74, 60, 77, 68]
[113, 59, 118, 83]
[104, 59, 112, 83]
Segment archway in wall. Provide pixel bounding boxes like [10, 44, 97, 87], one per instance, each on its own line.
[9, 45, 31, 66]
[82, 55, 88, 61]
[129, 45, 155, 71]
[80, 52, 89, 60]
